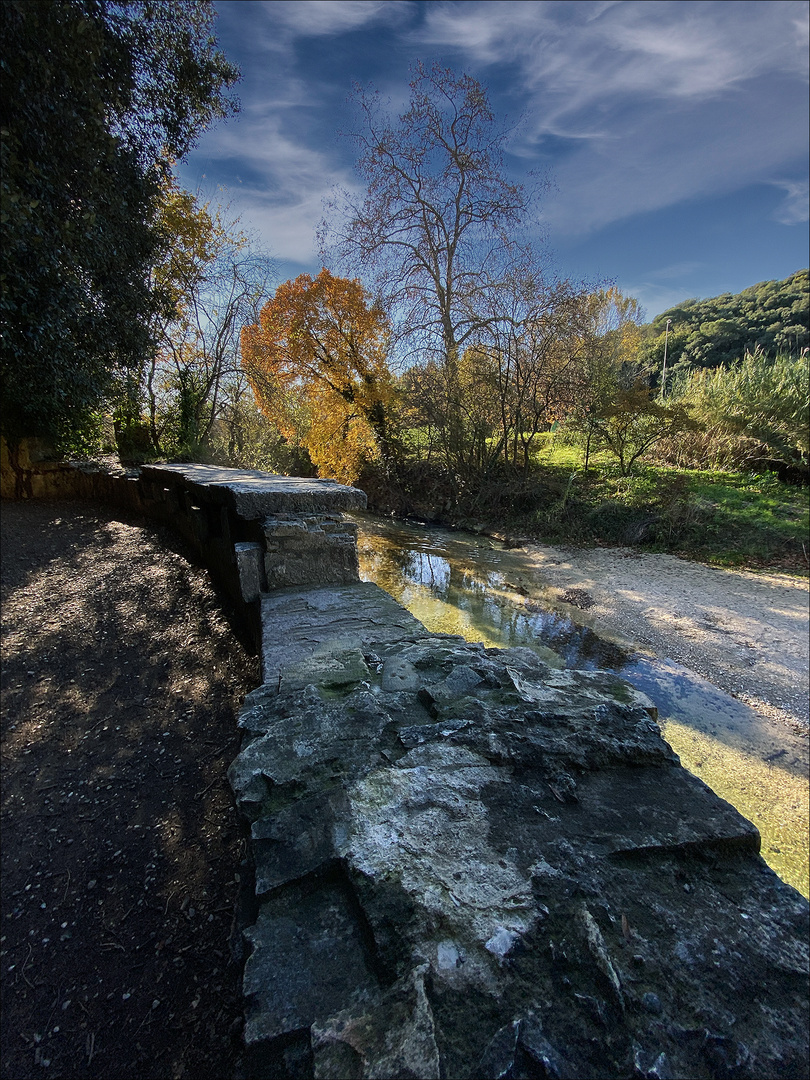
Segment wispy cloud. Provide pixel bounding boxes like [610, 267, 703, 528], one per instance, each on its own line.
[180, 91, 355, 262]
[647, 261, 704, 281]
[253, 0, 409, 39]
[185, 0, 808, 274]
[414, 0, 809, 235]
[770, 180, 810, 225]
[621, 280, 700, 320]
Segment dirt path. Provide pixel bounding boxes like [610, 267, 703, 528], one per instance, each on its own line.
[514, 542, 810, 727]
[1, 500, 259, 1080]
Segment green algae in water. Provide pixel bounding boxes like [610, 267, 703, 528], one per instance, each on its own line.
[661, 719, 809, 898]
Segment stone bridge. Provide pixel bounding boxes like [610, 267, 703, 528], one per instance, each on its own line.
[2, 456, 808, 1079]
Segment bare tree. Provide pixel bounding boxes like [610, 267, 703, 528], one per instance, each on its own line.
[321, 62, 545, 369]
[478, 277, 603, 471]
[145, 188, 275, 457]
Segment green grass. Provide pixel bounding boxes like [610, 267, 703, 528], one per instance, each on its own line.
[385, 431, 809, 573]
[493, 436, 809, 573]
[532, 435, 613, 470]
[525, 458, 809, 572]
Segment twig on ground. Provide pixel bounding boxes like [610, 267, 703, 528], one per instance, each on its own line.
[196, 777, 220, 797]
[202, 741, 234, 763]
[19, 944, 35, 989]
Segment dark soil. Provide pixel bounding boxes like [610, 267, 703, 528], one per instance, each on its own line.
[1, 499, 260, 1079]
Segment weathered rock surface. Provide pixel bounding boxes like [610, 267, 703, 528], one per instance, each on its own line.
[262, 514, 360, 590]
[259, 582, 425, 684]
[229, 626, 810, 1079]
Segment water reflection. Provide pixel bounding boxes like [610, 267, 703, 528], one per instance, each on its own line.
[354, 514, 809, 897]
[358, 519, 630, 669]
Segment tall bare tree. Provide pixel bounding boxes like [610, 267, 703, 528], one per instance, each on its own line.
[321, 62, 544, 369]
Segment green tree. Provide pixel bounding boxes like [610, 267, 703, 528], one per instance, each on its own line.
[0, 0, 238, 449]
[675, 349, 809, 470]
[640, 270, 809, 375]
[587, 385, 696, 476]
[564, 288, 646, 470]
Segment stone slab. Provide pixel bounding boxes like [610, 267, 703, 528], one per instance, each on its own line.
[263, 514, 360, 589]
[231, 630, 810, 1080]
[141, 463, 367, 519]
[241, 874, 381, 1048]
[259, 581, 427, 685]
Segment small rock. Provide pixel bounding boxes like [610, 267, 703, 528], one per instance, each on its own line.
[485, 927, 519, 958]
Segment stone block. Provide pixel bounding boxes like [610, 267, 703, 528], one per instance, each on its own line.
[140, 463, 367, 519]
[234, 542, 264, 603]
[259, 582, 425, 685]
[241, 874, 381, 1049]
[262, 513, 360, 590]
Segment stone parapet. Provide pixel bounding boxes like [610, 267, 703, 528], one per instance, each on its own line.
[258, 582, 425, 685]
[1, 455, 368, 647]
[230, 624, 809, 1080]
[139, 464, 367, 519]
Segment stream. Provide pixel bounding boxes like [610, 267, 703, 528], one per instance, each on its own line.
[353, 514, 809, 897]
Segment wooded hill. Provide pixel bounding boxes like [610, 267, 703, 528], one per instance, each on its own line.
[642, 269, 809, 372]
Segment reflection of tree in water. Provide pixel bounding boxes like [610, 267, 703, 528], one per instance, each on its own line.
[359, 522, 631, 671]
[401, 552, 451, 592]
[522, 608, 629, 671]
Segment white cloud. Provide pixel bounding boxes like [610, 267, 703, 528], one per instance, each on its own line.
[418, 1, 808, 114]
[647, 261, 704, 281]
[188, 0, 808, 268]
[256, 0, 408, 38]
[770, 180, 810, 225]
[181, 102, 355, 262]
[621, 280, 700, 320]
[539, 75, 808, 235]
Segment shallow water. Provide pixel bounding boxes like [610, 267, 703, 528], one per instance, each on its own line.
[354, 514, 809, 896]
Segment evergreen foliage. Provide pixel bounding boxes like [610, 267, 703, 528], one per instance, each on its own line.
[642, 270, 809, 375]
[0, 0, 238, 446]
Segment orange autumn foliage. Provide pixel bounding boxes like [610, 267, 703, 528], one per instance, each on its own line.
[241, 269, 394, 484]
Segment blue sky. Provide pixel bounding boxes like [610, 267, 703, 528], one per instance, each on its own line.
[178, 0, 809, 320]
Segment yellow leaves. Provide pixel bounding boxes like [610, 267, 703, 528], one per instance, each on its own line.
[242, 268, 394, 484]
[152, 174, 246, 311]
[245, 268, 390, 392]
[306, 399, 381, 486]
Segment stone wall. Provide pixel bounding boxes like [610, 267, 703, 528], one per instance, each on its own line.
[230, 587, 809, 1080]
[3, 455, 808, 1078]
[0, 451, 368, 647]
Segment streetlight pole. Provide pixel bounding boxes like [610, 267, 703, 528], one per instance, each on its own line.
[661, 318, 672, 399]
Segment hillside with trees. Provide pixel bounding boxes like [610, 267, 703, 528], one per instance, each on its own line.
[642, 270, 808, 378]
